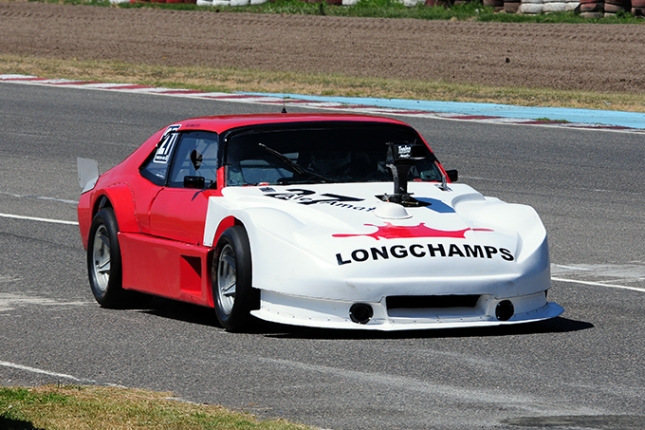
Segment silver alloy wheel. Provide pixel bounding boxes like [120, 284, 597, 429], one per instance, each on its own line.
[217, 243, 237, 315]
[92, 224, 111, 292]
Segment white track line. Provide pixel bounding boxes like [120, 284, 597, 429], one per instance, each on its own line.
[0, 360, 94, 383]
[0, 213, 78, 225]
[2, 211, 643, 293]
[551, 276, 645, 293]
[0, 190, 78, 204]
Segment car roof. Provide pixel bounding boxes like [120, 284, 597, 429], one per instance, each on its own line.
[175, 113, 411, 134]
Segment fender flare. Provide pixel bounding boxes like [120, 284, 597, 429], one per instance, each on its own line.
[94, 183, 140, 234]
[209, 216, 238, 248]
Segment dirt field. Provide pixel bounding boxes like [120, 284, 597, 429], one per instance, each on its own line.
[2, 1, 645, 94]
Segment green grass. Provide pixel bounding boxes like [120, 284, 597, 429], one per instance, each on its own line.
[32, 0, 645, 23]
[0, 385, 311, 430]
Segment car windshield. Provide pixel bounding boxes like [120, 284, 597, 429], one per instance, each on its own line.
[224, 123, 443, 186]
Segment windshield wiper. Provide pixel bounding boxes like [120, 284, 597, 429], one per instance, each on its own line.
[258, 143, 335, 183]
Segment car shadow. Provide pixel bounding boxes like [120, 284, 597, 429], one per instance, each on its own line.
[134, 298, 592, 339]
[136, 297, 219, 328]
[136, 298, 295, 334]
[264, 316, 593, 340]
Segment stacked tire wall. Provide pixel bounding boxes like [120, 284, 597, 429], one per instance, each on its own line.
[604, 0, 627, 16]
[579, 0, 603, 16]
[634, 0, 645, 15]
[112, 0, 645, 17]
[484, 0, 505, 11]
[117, 0, 198, 3]
[519, 0, 543, 14]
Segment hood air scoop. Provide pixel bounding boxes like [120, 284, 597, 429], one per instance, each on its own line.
[374, 202, 412, 219]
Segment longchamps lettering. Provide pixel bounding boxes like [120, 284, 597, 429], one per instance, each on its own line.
[335, 243, 515, 266]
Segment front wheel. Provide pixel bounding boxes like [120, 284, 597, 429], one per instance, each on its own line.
[87, 208, 126, 308]
[212, 226, 259, 332]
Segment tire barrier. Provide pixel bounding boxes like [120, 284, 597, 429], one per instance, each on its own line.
[578, 0, 604, 16]
[194, 0, 267, 4]
[519, 3, 543, 12]
[483, 0, 505, 11]
[504, 0, 521, 12]
[519, 0, 543, 13]
[542, 0, 567, 11]
[128, 0, 199, 2]
[603, 0, 625, 15]
[117, 0, 644, 17]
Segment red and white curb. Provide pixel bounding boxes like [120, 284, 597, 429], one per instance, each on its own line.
[2, 74, 643, 133]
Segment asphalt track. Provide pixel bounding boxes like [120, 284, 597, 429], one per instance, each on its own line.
[1, 82, 645, 430]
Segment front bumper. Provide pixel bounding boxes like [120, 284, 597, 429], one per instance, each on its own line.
[252, 290, 564, 331]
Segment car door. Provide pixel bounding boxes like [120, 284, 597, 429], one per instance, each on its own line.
[144, 130, 220, 245]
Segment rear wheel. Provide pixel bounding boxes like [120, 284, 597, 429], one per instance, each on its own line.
[212, 226, 259, 332]
[87, 208, 126, 308]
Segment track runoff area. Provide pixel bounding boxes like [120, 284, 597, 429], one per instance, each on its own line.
[2, 74, 645, 132]
[1, 74, 644, 298]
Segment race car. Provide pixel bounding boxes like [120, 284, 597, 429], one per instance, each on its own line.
[77, 113, 563, 332]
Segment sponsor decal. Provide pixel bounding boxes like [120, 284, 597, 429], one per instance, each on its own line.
[335, 243, 515, 265]
[415, 197, 455, 214]
[398, 145, 412, 159]
[332, 222, 492, 240]
[153, 124, 181, 164]
[332, 222, 512, 265]
[266, 188, 376, 212]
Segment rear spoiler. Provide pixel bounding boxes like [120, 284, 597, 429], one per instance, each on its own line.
[77, 158, 99, 193]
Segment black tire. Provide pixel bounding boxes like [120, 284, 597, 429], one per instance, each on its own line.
[87, 208, 126, 308]
[212, 226, 259, 332]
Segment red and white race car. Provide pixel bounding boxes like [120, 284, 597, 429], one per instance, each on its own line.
[77, 113, 563, 332]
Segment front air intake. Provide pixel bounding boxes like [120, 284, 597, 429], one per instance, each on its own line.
[495, 300, 514, 321]
[349, 303, 374, 324]
[386, 295, 481, 311]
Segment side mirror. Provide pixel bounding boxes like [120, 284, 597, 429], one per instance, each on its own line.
[446, 169, 458, 182]
[184, 176, 205, 189]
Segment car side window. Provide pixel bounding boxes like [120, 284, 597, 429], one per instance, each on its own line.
[140, 125, 181, 186]
[167, 131, 219, 189]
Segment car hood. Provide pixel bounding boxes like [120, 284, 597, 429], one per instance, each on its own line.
[204, 182, 549, 299]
